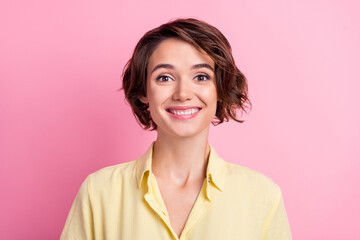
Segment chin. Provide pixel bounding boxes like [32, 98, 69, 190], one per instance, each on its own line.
[166, 125, 210, 138]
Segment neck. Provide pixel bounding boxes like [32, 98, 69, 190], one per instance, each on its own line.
[152, 127, 210, 186]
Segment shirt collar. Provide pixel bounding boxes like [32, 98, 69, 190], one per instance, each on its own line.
[136, 142, 154, 188]
[206, 145, 226, 192]
[136, 141, 227, 192]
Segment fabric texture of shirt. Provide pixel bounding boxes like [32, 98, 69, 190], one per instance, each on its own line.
[61, 142, 292, 240]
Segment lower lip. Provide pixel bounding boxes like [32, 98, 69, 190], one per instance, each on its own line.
[167, 109, 201, 120]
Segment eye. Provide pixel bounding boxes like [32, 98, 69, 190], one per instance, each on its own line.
[156, 75, 173, 82]
[194, 74, 210, 82]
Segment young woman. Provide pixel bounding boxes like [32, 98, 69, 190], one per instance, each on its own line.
[61, 18, 292, 240]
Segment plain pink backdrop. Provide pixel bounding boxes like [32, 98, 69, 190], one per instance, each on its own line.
[1, 0, 359, 239]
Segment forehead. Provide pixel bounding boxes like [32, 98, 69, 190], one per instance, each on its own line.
[148, 38, 214, 70]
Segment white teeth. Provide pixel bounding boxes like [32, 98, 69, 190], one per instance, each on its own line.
[169, 108, 199, 115]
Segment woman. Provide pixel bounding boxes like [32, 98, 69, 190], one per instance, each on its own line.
[61, 18, 292, 240]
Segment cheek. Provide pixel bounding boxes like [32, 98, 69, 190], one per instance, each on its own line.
[202, 85, 218, 107]
[147, 86, 171, 121]
[148, 87, 167, 107]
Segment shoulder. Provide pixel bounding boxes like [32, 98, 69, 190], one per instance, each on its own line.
[90, 160, 137, 179]
[85, 160, 138, 193]
[224, 162, 281, 198]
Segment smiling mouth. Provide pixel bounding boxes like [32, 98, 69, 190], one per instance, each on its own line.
[166, 107, 202, 119]
[166, 108, 201, 115]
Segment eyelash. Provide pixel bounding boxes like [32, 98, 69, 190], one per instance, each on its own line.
[156, 75, 173, 82]
[156, 74, 210, 82]
[194, 74, 210, 81]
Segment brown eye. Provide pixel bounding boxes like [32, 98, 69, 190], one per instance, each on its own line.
[195, 74, 210, 81]
[156, 75, 173, 82]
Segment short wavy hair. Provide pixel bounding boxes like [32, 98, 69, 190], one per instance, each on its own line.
[122, 18, 251, 130]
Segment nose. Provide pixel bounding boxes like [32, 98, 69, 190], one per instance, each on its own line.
[172, 78, 193, 101]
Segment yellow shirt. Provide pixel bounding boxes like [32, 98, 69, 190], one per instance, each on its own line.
[61, 143, 292, 240]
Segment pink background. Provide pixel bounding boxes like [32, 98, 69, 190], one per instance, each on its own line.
[1, 0, 359, 239]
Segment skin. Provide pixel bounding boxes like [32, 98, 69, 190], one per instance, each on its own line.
[140, 38, 218, 237]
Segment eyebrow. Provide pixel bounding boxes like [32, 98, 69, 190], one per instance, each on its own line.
[150, 63, 214, 74]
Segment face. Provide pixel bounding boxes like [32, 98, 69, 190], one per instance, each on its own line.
[141, 38, 218, 138]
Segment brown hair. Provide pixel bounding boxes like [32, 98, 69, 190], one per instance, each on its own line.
[122, 18, 251, 130]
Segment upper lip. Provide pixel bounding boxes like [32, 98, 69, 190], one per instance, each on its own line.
[166, 106, 202, 111]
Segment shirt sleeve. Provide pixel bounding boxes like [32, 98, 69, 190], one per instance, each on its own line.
[261, 187, 292, 240]
[60, 176, 95, 240]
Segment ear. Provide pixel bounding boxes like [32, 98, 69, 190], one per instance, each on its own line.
[139, 96, 148, 104]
